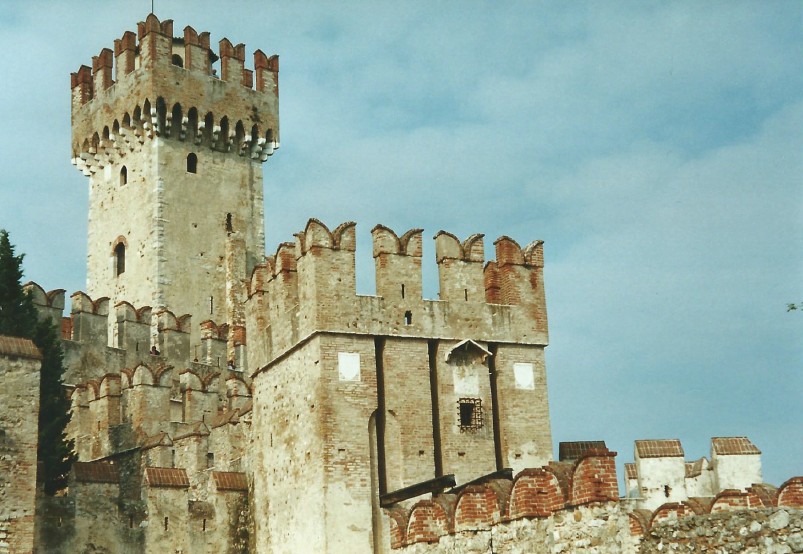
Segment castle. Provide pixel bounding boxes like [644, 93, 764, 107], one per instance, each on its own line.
[0, 14, 800, 554]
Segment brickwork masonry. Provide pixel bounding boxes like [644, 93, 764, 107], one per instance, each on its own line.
[384, 452, 802, 553]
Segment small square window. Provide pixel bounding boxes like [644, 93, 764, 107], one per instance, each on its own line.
[457, 398, 483, 432]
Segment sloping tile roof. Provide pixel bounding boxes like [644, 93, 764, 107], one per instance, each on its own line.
[558, 441, 607, 462]
[173, 421, 210, 441]
[0, 336, 41, 360]
[140, 432, 173, 451]
[685, 457, 708, 478]
[624, 463, 637, 480]
[144, 467, 190, 488]
[210, 410, 239, 429]
[712, 436, 761, 455]
[73, 461, 120, 484]
[635, 439, 684, 458]
[213, 471, 248, 491]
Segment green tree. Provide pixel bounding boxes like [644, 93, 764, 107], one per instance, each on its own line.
[0, 229, 75, 495]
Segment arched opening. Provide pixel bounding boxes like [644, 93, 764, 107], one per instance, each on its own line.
[204, 112, 214, 145]
[186, 107, 198, 142]
[156, 97, 167, 135]
[187, 153, 198, 173]
[218, 116, 229, 151]
[120, 166, 127, 186]
[115, 243, 126, 276]
[171, 54, 183, 68]
[171, 103, 182, 138]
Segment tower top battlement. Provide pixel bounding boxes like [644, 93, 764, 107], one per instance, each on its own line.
[71, 14, 279, 170]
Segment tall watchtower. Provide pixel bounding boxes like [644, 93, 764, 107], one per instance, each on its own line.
[70, 14, 279, 341]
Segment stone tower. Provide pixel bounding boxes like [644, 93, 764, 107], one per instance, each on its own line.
[70, 14, 279, 346]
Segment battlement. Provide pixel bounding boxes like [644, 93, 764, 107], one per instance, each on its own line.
[24, 283, 249, 385]
[383, 448, 619, 548]
[246, 220, 548, 372]
[71, 14, 279, 174]
[382, 445, 802, 552]
[67, 358, 252, 461]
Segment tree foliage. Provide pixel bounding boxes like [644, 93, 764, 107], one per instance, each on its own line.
[0, 229, 75, 495]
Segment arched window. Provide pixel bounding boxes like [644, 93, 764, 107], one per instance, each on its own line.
[120, 166, 127, 186]
[114, 243, 126, 276]
[171, 54, 183, 68]
[187, 153, 198, 173]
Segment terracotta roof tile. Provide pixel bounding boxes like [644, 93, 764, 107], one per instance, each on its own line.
[144, 467, 190, 488]
[174, 422, 210, 441]
[635, 439, 684, 458]
[625, 463, 637, 480]
[210, 410, 239, 429]
[685, 457, 707, 478]
[140, 432, 173, 451]
[73, 461, 120, 484]
[213, 471, 248, 491]
[0, 336, 41, 360]
[712, 437, 761, 456]
[558, 441, 607, 462]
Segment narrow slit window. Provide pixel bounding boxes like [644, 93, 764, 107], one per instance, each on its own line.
[225, 213, 233, 232]
[120, 166, 127, 186]
[114, 243, 126, 276]
[164, 516, 169, 531]
[464, 288, 468, 301]
[187, 153, 197, 173]
[401, 284, 405, 299]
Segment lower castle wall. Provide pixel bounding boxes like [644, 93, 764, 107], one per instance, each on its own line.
[640, 508, 803, 554]
[394, 503, 637, 554]
[393, 505, 803, 554]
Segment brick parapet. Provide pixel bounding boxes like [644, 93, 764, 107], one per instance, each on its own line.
[71, 14, 279, 176]
[25, 283, 247, 385]
[247, 220, 549, 374]
[386, 460, 803, 550]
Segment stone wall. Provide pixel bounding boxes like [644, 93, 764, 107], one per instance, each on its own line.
[394, 503, 636, 554]
[639, 508, 803, 553]
[0, 336, 41, 554]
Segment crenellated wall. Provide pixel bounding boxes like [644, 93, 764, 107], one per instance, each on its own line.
[383, 449, 803, 554]
[246, 219, 548, 369]
[70, 15, 278, 336]
[247, 219, 552, 554]
[71, 14, 279, 167]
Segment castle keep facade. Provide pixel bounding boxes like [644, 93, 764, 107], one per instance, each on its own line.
[0, 15, 800, 554]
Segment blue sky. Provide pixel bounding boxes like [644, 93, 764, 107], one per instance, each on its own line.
[0, 1, 800, 486]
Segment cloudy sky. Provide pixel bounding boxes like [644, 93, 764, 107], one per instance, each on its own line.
[0, 1, 800, 486]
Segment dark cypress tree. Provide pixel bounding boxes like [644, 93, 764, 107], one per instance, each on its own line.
[0, 229, 76, 495]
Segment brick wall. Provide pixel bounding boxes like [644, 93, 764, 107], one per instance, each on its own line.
[0, 337, 41, 554]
